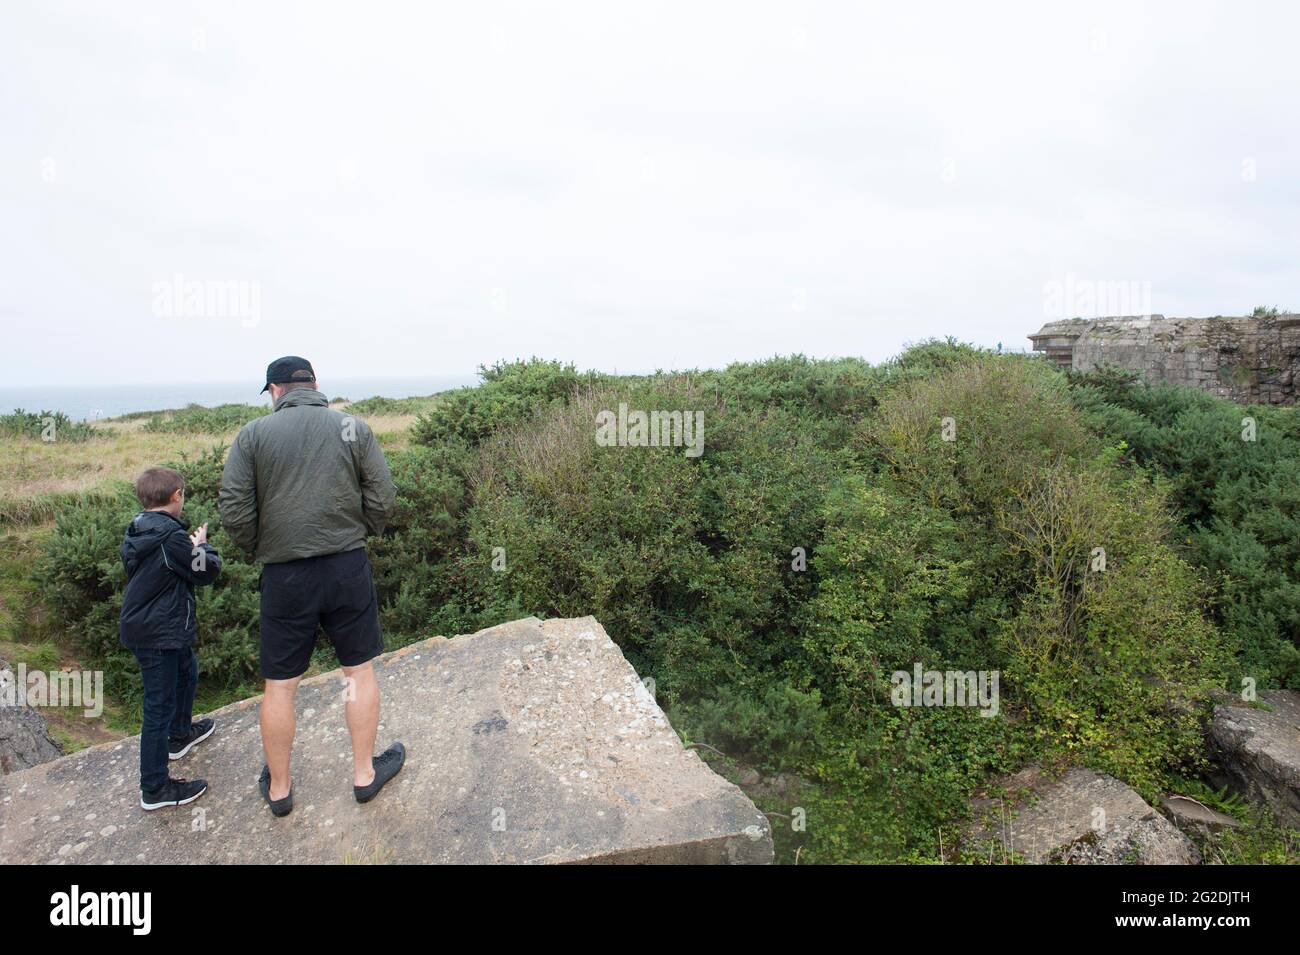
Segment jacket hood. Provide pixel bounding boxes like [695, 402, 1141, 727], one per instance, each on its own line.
[121, 510, 187, 575]
[273, 389, 329, 412]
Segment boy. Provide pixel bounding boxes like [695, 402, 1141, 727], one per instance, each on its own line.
[120, 466, 222, 810]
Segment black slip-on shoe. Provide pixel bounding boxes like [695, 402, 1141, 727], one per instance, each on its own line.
[169, 718, 216, 760]
[141, 777, 208, 811]
[259, 765, 294, 817]
[354, 741, 406, 804]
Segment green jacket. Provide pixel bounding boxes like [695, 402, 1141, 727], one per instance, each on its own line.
[218, 389, 396, 565]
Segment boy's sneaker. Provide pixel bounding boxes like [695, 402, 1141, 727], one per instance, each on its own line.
[169, 718, 215, 760]
[354, 741, 406, 804]
[141, 777, 208, 811]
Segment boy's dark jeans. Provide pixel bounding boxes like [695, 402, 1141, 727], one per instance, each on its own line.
[131, 647, 198, 793]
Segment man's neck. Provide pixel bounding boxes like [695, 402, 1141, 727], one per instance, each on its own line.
[274, 388, 326, 410]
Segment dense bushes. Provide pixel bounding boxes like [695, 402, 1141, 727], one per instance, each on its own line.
[411, 358, 609, 447]
[1068, 368, 1300, 687]
[143, 403, 269, 434]
[1, 409, 105, 442]
[32, 349, 1258, 861]
[341, 395, 438, 416]
[860, 359, 1229, 794]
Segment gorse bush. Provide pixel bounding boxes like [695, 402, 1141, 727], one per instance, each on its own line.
[996, 461, 1228, 796]
[343, 394, 441, 416]
[0, 409, 105, 443]
[784, 356, 1229, 849]
[411, 358, 609, 447]
[1068, 368, 1300, 688]
[34, 483, 151, 703]
[143, 403, 269, 434]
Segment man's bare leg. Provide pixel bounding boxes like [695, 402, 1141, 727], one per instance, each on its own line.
[342, 661, 379, 787]
[260, 676, 300, 800]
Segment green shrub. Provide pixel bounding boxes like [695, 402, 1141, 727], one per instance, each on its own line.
[412, 359, 607, 448]
[143, 403, 269, 434]
[1069, 370, 1300, 687]
[790, 356, 1231, 848]
[34, 485, 140, 699]
[460, 385, 716, 688]
[998, 467, 1229, 797]
[369, 441, 477, 639]
[343, 395, 440, 416]
[672, 681, 828, 772]
[0, 409, 106, 443]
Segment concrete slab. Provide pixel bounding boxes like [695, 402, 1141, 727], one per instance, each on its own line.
[0, 617, 772, 865]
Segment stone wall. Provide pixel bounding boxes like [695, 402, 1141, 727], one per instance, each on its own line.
[1029, 314, 1300, 405]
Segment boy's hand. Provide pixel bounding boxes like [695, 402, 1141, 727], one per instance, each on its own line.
[190, 523, 209, 547]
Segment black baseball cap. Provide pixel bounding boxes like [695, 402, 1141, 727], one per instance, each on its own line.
[261, 356, 316, 394]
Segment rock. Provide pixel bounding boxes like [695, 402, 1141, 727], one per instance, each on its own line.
[1211, 690, 1300, 828]
[1056, 815, 1201, 865]
[747, 772, 808, 801]
[1160, 795, 1242, 832]
[763, 773, 795, 795]
[0, 706, 65, 774]
[967, 766, 1200, 865]
[0, 617, 772, 865]
[0, 660, 64, 774]
[735, 768, 762, 787]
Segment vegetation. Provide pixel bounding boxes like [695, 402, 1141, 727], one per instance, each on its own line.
[4, 349, 1298, 862]
[1, 409, 104, 443]
[142, 402, 269, 434]
[342, 394, 441, 416]
[1068, 367, 1300, 688]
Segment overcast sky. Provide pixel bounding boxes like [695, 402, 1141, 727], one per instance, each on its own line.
[2, 0, 1297, 386]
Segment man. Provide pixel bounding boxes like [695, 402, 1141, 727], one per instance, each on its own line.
[219, 356, 402, 817]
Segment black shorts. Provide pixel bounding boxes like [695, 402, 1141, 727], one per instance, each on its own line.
[258, 548, 384, 680]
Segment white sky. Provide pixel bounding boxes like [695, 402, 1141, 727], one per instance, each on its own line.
[2, 0, 1297, 386]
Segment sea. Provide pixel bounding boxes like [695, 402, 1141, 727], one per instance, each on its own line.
[0, 374, 481, 421]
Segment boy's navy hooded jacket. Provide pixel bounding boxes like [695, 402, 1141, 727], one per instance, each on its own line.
[119, 511, 222, 651]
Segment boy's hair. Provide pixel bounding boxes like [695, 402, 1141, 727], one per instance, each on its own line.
[135, 467, 185, 509]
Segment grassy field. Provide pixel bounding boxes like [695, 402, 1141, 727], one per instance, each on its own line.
[0, 395, 438, 751]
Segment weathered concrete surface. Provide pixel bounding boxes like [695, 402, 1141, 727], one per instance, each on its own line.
[0, 617, 772, 865]
[0, 658, 64, 774]
[967, 766, 1199, 864]
[1211, 690, 1300, 829]
[1029, 313, 1300, 404]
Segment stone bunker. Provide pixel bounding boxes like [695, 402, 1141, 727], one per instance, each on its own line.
[0, 617, 772, 865]
[1029, 313, 1300, 404]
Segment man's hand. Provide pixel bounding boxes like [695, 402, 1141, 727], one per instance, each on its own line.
[190, 522, 209, 548]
